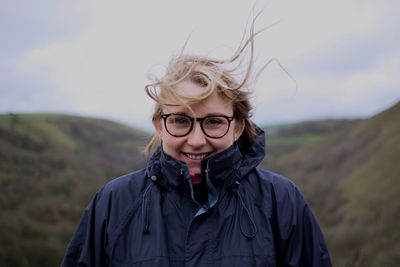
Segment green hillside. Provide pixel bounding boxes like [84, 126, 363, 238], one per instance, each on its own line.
[262, 102, 400, 267]
[0, 113, 150, 267]
[0, 103, 399, 267]
[264, 119, 355, 170]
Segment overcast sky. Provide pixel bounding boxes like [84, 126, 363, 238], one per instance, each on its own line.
[1, 0, 399, 131]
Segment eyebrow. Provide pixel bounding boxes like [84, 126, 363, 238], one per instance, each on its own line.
[162, 107, 232, 117]
[167, 112, 232, 117]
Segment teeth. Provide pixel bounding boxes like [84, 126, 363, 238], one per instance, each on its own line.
[185, 153, 208, 160]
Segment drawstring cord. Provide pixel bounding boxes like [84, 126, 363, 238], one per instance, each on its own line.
[145, 149, 257, 238]
[228, 179, 258, 239]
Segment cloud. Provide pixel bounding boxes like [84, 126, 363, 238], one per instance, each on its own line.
[0, 0, 87, 57]
[4, 0, 400, 130]
[252, 50, 400, 124]
[18, 0, 260, 130]
[250, 0, 400, 124]
[0, 0, 89, 117]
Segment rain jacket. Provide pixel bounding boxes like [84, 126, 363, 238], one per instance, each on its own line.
[61, 129, 332, 267]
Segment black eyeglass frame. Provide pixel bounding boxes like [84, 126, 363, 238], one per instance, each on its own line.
[160, 113, 234, 139]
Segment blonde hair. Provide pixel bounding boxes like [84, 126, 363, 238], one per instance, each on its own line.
[144, 19, 264, 156]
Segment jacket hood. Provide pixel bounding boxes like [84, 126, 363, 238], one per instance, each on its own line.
[146, 125, 266, 191]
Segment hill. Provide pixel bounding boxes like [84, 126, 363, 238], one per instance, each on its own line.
[0, 102, 399, 267]
[262, 102, 400, 266]
[0, 113, 150, 266]
[264, 119, 355, 170]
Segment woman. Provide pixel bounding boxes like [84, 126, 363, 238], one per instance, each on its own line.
[62, 30, 332, 267]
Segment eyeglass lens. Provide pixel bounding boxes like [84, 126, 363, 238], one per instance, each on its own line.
[164, 114, 231, 138]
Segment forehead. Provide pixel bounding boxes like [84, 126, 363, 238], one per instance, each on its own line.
[163, 81, 233, 116]
[175, 80, 204, 98]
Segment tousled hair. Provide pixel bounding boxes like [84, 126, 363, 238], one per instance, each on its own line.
[144, 16, 266, 156]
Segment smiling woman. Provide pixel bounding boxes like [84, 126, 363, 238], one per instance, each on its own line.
[151, 80, 245, 174]
[61, 18, 332, 267]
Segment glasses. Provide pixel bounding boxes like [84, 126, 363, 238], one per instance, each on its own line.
[160, 113, 234, 138]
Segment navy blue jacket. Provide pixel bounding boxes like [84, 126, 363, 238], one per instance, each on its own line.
[62, 129, 332, 266]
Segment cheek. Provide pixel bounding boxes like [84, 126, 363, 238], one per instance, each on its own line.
[161, 135, 185, 155]
[210, 134, 236, 151]
[161, 135, 175, 148]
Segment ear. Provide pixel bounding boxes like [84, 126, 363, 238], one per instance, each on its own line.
[152, 115, 163, 136]
[233, 118, 245, 141]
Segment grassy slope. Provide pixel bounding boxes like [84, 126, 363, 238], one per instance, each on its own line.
[0, 113, 150, 267]
[262, 102, 400, 267]
[264, 119, 354, 171]
[1, 104, 399, 267]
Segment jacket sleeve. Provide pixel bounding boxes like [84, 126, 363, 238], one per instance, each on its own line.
[61, 188, 109, 267]
[273, 180, 332, 267]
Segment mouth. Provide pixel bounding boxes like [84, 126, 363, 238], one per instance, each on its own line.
[182, 152, 211, 161]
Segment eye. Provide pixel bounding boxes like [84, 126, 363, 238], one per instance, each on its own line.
[204, 117, 226, 128]
[168, 115, 191, 127]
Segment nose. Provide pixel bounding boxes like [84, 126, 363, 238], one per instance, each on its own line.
[187, 122, 207, 147]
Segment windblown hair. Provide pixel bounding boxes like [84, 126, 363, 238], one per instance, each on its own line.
[144, 19, 265, 156]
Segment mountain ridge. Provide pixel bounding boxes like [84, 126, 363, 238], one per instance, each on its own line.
[261, 101, 400, 266]
[0, 101, 399, 266]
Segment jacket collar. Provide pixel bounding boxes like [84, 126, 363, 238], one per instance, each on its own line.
[146, 125, 266, 192]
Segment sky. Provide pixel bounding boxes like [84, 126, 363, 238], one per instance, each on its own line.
[1, 0, 399, 131]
